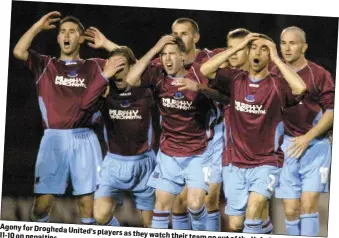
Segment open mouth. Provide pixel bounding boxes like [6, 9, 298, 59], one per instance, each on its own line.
[64, 41, 70, 48]
[253, 58, 260, 65]
[165, 63, 173, 70]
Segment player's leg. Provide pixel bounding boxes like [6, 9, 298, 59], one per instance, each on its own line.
[185, 150, 214, 231]
[261, 201, 273, 234]
[275, 135, 302, 235]
[222, 165, 248, 232]
[93, 152, 135, 226]
[29, 194, 55, 222]
[147, 150, 184, 229]
[93, 196, 120, 226]
[244, 165, 280, 234]
[205, 183, 221, 231]
[31, 130, 69, 222]
[132, 150, 157, 228]
[70, 129, 103, 225]
[299, 137, 331, 236]
[205, 126, 223, 231]
[172, 187, 190, 230]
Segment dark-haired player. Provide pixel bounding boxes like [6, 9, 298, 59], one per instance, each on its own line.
[168, 18, 225, 231]
[126, 35, 214, 231]
[13, 12, 119, 224]
[274, 26, 334, 236]
[179, 33, 306, 233]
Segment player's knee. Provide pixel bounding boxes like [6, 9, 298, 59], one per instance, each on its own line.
[205, 194, 219, 211]
[228, 221, 244, 232]
[78, 197, 94, 217]
[300, 199, 317, 214]
[172, 196, 187, 213]
[187, 193, 205, 211]
[284, 205, 300, 221]
[32, 196, 54, 217]
[93, 207, 111, 225]
[246, 202, 262, 220]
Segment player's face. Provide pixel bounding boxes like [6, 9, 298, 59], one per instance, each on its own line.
[160, 44, 185, 76]
[280, 30, 306, 64]
[172, 23, 199, 53]
[57, 22, 83, 55]
[248, 39, 270, 72]
[227, 38, 249, 68]
[110, 55, 130, 90]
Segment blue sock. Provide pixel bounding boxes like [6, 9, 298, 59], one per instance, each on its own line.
[106, 216, 120, 226]
[243, 219, 263, 233]
[262, 217, 273, 234]
[29, 213, 49, 222]
[152, 210, 170, 229]
[188, 205, 208, 231]
[206, 210, 220, 231]
[172, 212, 191, 230]
[300, 213, 319, 236]
[285, 219, 300, 235]
[81, 217, 96, 225]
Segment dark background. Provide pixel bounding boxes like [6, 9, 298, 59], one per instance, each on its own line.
[3, 0, 338, 197]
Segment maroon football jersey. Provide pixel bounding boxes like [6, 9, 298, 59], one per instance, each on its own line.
[211, 68, 303, 168]
[26, 49, 108, 129]
[101, 86, 155, 155]
[271, 61, 335, 137]
[140, 62, 214, 157]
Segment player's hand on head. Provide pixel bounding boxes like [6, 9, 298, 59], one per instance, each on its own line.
[263, 39, 280, 62]
[36, 11, 61, 31]
[84, 27, 108, 49]
[103, 56, 127, 79]
[176, 78, 199, 92]
[154, 35, 176, 53]
[287, 135, 312, 159]
[237, 33, 260, 50]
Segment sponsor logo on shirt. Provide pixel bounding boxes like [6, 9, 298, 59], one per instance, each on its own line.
[235, 100, 266, 114]
[55, 76, 87, 88]
[120, 100, 130, 108]
[244, 95, 255, 103]
[249, 83, 259, 88]
[109, 109, 142, 120]
[162, 98, 195, 110]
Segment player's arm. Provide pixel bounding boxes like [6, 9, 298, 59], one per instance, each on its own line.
[13, 11, 61, 61]
[177, 78, 229, 104]
[126, 35, 176, 87]
[84, 27, 120, 52]
[288, 71, 335, 158]
[200, 33, 260, 79]
[265, 40, 306, 95]
[81, 56, 127, 110]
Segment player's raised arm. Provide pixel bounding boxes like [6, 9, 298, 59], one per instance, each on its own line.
[13, 11, 61, 61]
[200, 33, 260, 79]
[84, 26, 120, 52]
[126, 35, 176, 87]
[265, 40, 306, 95]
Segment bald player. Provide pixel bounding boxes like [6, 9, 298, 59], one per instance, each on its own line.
[274, 26, 334, 236]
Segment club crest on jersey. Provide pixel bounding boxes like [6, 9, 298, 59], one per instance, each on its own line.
[67, 71, 78, 78]
[120, 100, 130, 108]
[173, 92, 184, 100]
[244, 95, 255, 103]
